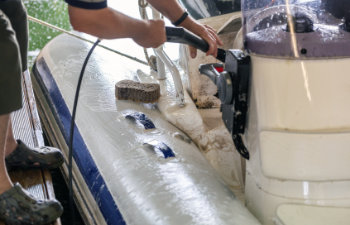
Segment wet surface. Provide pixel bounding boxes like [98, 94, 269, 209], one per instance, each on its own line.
[34, 31, 260, 224]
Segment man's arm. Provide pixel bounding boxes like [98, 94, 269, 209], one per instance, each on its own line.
[67, 0, 222, 57]
[68, 6, 166, 48]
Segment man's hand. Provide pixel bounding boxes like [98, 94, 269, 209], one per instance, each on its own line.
[186, 23, 223, 59]
[132, 19, 166, 48]
[146, 0, 223, 59]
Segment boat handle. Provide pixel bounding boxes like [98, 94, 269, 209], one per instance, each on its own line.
[143, 141, 176, 159]
[125, 112, 156, 130]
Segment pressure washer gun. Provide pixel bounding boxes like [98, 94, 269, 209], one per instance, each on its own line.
[165, 26, 251, 160]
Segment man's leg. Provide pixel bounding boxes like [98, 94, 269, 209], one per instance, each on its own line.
[1, 0, 64, 170]
[0, 0, 22, 193]
[4, 118, 17, 157]
[0, 3, 63, 224]
[0, 114, 13, 194]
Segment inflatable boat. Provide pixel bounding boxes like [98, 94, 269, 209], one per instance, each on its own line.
[31, 0, 350, 224]
[31, 33, 260, 225]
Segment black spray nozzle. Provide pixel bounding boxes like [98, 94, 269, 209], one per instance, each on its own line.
[165, 26, 226, 62]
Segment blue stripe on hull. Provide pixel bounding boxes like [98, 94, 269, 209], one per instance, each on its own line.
[33, 57, 126, 225]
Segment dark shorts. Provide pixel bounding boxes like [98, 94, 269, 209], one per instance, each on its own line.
[0, 0, 28, 115]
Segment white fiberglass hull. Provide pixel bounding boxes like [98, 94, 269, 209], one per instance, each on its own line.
[245, 55, 350, 225]
[31, 33, 260, 225]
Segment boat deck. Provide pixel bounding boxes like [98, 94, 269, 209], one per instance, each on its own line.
[0, 71, 61, 225]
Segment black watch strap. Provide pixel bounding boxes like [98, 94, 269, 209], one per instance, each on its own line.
[172, 11, 189, 26]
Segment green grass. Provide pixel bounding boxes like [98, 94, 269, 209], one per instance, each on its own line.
[24, 0, 71, 67]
